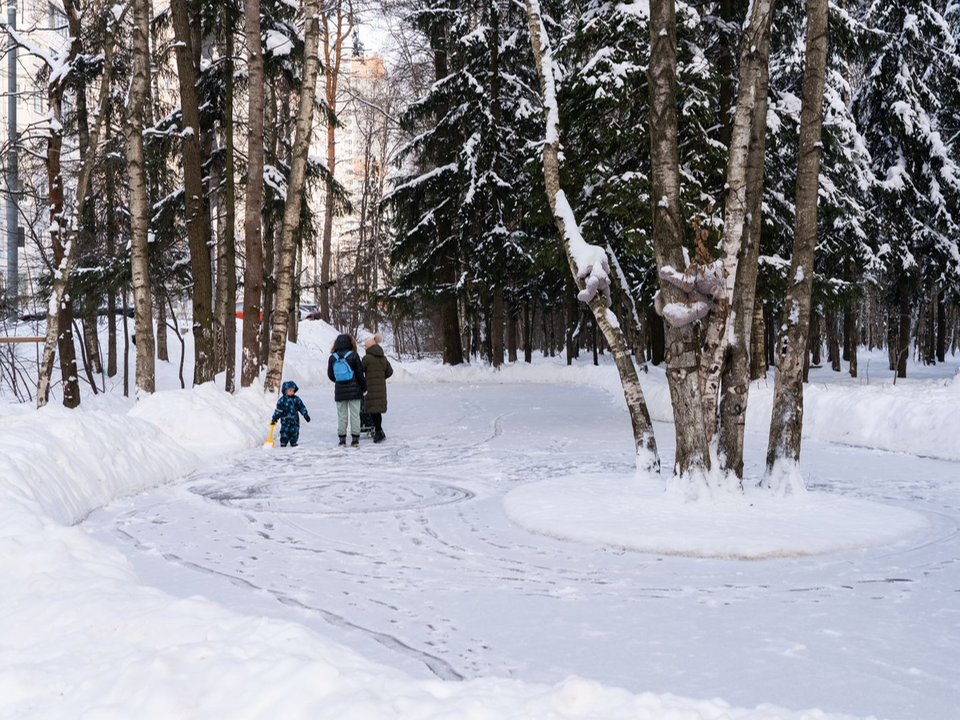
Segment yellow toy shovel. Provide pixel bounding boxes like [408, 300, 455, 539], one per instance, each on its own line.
[264, 423, 277, 448]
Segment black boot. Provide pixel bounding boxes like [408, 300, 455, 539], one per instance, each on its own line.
[351, 435, 360, 447]
[338, 436, 347, 446]
[373, 429, 386, 444]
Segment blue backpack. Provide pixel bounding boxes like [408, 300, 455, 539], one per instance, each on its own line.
[332, 351, 355, 382]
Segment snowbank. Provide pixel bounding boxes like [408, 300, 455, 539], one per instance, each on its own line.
[0, 404, 198, 526]
[397, 358, 960, 462]
[129, 382, 275, 458]
[504, 475, 929, 559]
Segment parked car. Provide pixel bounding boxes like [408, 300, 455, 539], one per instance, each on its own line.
[299, 303, 321, 321]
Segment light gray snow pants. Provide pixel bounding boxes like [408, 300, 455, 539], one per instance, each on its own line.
[337, 399, 361, 437]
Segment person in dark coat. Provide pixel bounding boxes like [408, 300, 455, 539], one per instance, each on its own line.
[362, 333, 393, 443]
[271, 380, 310, 447]
[327, 333, 367, 446]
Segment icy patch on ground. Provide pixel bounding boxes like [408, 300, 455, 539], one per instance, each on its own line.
[504, 475, 929, 559]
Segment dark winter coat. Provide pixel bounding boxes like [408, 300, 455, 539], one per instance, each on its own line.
[272, 381, 310, 444]
[327, 334, 367, 402]
[361, 344, 393, 414]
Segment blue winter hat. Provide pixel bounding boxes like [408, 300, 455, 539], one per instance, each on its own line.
[281, 381, 299, 393]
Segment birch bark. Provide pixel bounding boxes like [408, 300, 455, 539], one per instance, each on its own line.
[647, 0, 708, 476]
[525, 0, 658, 471]
[124, 0, 156, 396]
[700, 0, 777, 440]
[765, 0, 830, 489]
[263, 0, 324, 393]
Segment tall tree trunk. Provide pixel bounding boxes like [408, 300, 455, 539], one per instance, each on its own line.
[36, 5, 119, 407]
[700, 0, 778, 442]
[122, 287, 130, 397]
[565, 287, 576, 366]
[750, 302, 765, 379]
[263, 0, 323, 393]
[261, 223, 275, 364]
[82, 296, 102, 375]
[222, 19, 238, 392]
[523, 303, 532, 363]
[936, 288, 947, 363]
[170, 0, 215, 385]
[826, 310, 841, 371]
[647, 0, 710, 477]
[428, 20, 464, 366]
[72, 60, 102, 380]
[318, 1, 355, 323]
[897, 281, 909, 379]
[125, 0, 156, 396]
[648, 307, 665, 366]
[507, 302, 518, 362]
[441, 255, 464, 364]
[887, 303, 898, 371]
[260, 89, 280, 368]
[156, 289, 169, 362]
[717, 0, 735, 151]
[764, 0, 829, 488]
[106, 152, 118, 378]
[489, 0, 504, 370]
[492, 287, 505, 367]
[842, 305, 851, 361]
[241, 0, 265, 387]
[810, 309, 821, 365]
[526, 0, 658, 472]
[849, 300, 859, 378]
[716, 12, 774, 478]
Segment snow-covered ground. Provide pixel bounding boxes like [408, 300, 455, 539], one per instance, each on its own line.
[2, 319, 959, 719]
[77, 380, 956, 720]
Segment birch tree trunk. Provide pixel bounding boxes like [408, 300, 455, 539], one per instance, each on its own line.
[715, 8, 775, 478]
[124, 0, 156, 396]
[241, 0, 265, 387]
[319, 1, 355, 323]
[700, 0, 777, 440]
[647, 0, 707, 477]
[263, 0, 323, 393]
[525, 0, 658, 471]
[170, 0, 216, 385]
[764, 0, 829, 489]
[35, 7, 121, 407]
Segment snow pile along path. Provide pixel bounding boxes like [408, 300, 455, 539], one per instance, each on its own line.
[503, 475, 930, 559]
[129, 382, 276, 458]
[0, 404, 199, 525]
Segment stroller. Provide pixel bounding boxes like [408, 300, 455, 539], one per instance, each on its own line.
[359, 397, 376, 438]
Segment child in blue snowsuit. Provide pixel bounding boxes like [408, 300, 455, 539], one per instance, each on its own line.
[271, 380, 310, 447]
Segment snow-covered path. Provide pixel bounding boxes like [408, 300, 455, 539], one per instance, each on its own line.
[85, 383, 960, 720]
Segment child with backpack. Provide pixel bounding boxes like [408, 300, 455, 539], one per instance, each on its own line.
[327, 333, 367, 446]
[271, 380, 310, 447]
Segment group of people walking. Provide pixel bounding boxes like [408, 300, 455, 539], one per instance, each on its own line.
[270, 332, 393, 448]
